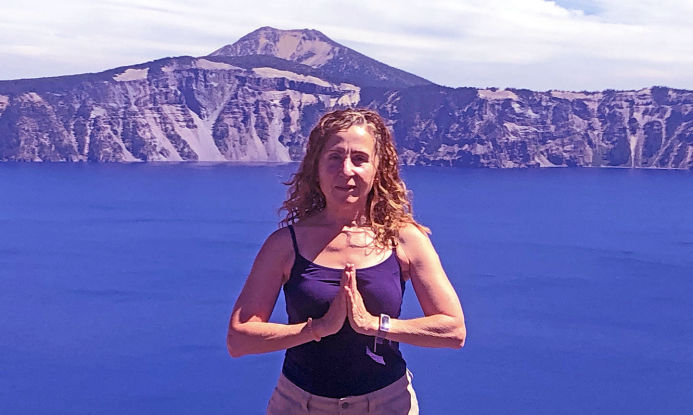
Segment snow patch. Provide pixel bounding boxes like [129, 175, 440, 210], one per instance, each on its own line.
[337, 88, 361, 106]
[20, 92, 43, 103]
[90, 107, 107, 117]
[339, 83, 359, 91]
[270, 31, 335, 67]
[301, 94, 318, 105]
[550, 91, 595, 100]
[299, 42, 335, 67]
[275, 34, 301, 59]
[195, 59, 241, 71]
[252, 67, 331, 87]
[114, 68, 149, 82]
[478, 89, 518, 101]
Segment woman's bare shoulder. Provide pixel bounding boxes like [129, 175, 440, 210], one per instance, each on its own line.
[397, 222, 431, 246]
[266, 226, 297, 250]
[395, 222, 430, 274]
[397, 222, 439, 264]
[257, 226, 295, 277]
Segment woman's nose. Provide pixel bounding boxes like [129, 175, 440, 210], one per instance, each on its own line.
[341, 157, 355, 176]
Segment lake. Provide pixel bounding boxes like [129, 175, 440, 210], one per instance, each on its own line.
[1, 163, 692, 414]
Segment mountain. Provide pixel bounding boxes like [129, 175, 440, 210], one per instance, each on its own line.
[0, 27, 692, 168]
[209, 26, 432, 88]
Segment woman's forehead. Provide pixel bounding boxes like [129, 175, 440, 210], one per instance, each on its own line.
[324, 125, 376, 151]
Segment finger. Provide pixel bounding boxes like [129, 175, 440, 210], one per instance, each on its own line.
[343, 286, 355, 317]
[344, 285, 353, 302]
[343, 267, 352, 290]
[347, 265, 358, 291]
[340, 264, 350, 287]
[351, 275, 362, 299]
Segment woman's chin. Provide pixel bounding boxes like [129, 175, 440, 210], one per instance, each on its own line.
[329, 194, 364, 206]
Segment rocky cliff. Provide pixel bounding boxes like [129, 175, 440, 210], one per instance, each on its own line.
[1, 26, 692, 168]
[364, 85, 693, 168]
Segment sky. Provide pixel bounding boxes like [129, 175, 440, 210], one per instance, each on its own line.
[2, 0, 692, 91]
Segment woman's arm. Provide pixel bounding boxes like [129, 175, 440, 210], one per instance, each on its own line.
[344, 223, 466, 349]
[226, 228, 346, 357]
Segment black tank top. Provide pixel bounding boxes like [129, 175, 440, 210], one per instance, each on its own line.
[281, 225, 407, 398]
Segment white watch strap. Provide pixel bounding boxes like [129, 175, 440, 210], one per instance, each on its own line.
[377, 313, 390, 339]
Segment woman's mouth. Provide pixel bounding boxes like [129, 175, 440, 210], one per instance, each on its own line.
[335, 185, 356, 191]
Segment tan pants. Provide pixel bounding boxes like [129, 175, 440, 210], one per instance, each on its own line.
[267, 370, 419, 415]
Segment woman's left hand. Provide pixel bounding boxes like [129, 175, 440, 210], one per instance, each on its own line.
[344, 263, 379, 336]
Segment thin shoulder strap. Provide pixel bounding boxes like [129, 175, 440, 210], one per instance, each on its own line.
[287, 225, 300, 257]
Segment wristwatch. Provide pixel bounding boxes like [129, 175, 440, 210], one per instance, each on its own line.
[373, 314, 391, 353]
[377, 313, 390, 339]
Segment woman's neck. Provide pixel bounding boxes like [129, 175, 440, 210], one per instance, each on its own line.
[319, 204, 369, 228]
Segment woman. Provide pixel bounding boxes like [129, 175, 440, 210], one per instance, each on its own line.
[227, 109, 465, 414]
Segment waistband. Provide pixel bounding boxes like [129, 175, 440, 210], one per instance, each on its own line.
[276, 368, 414, 408]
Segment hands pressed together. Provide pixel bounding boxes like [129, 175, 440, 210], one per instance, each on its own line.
[312, 264, 379, 339]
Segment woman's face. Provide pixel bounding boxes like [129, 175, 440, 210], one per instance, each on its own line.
[318, 125, 378, 209]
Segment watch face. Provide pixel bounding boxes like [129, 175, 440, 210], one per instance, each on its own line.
[380, 314, 390, 331]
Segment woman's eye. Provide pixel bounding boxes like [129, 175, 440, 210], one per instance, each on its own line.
[352, 155, 368, 164]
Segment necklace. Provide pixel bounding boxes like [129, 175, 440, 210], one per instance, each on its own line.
[343, 226, 376, 249]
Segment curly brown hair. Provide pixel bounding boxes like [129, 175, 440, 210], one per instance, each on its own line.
[279, 108, 429, 247]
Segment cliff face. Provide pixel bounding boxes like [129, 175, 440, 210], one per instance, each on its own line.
[1, 27, 692, 168]
[364, 85, 693, 168]
[0, 56, 359, 162]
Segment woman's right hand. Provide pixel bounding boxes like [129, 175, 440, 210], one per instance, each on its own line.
[312, 264, 351, 338]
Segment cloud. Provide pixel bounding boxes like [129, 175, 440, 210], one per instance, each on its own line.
[1, 0, 692, 90]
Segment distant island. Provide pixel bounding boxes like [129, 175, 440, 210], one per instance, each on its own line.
[0, 26, 691, 168]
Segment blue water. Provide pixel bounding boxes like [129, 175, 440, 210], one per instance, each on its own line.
[1, 164, 692, 414]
